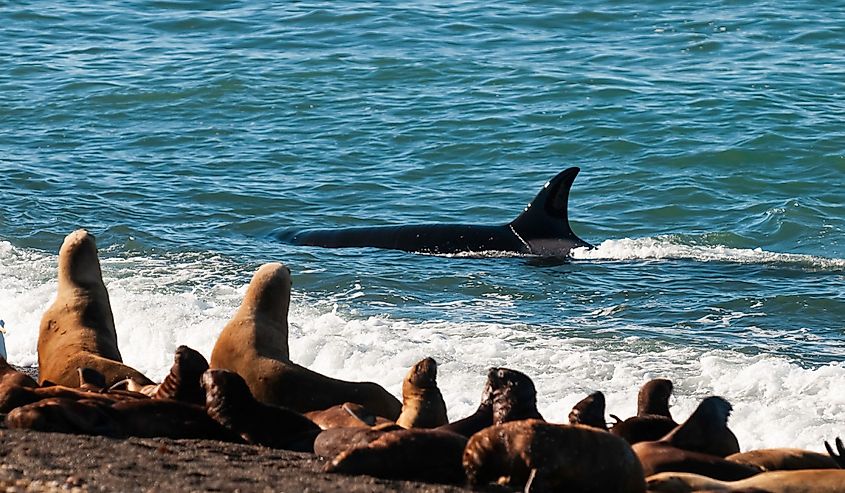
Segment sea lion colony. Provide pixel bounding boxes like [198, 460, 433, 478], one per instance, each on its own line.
[1, 229, 842, 493]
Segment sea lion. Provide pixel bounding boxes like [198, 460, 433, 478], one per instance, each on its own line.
[147, 345, 209, 405]
[202, 369, 321, 451]
[611, 378, 678, 444]
[37, 229, 154, 388]
[0, 382, 145, 414]
[463, 419, 646, 493]
[313, 423, 403, 459]
[209, 263, 401, 419]
[305, 402, 393, 429]
[659, 395, 740, 458]
[727, 447, 839, 471]
[326, 429, 468, 484]
[436, 370, 493, 437]
[569, 391, 609, 430]
[0, 356, 37, 388]
[109, 398, 240, 441]
[5, 397, 120, 436]
[632, 397, 758, 480]
[77, 367, 107, 392]
[396, 357, 448, 429]
[646, 470, 845, 493]
[490, 367, 544, 423]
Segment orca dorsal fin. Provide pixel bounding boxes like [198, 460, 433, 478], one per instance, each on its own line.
[508, 167, 586, 244]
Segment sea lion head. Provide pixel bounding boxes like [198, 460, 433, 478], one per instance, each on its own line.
[154, 345, 209, 404]
[489, 367, 542, 423]
[239, 263, 291, 320]
[638, 378, 673, 418]
[58, 229, 104, 289]
[663, 395, 734, 452]
[406, 357, 438, 389]
[568, 391, 607, 430]
[201, 368, 254, 429]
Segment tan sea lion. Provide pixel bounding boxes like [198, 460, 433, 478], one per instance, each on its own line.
[632, 397, 758, 481]
[396, 357, 448, 429]
[37, 229, 153, 387]
[463, 419, 646, 493]
[646, 470, 845, 492]
[569, 390, 609, 430]
[0, 382, 145, 414]
[305, 402, 393, 429]
[611, 378, 678, 444]
[326, 428, 468, 484]
[727, 447, 839, 471]
[436, 370, 493, 437]
[5, 397, 120, 436]
[202, 369, 321, 451]
[209, 263, 401, 419]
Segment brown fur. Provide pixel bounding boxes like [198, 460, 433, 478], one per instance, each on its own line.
[151, 345, 209, 405]
[646, 470, 845, 493]
[202, 369, 321, 451]
[463, 419, 646, 493]
[209, 263, 401, 419]
[611, 378, 678, 444]
[660, 396, 740, 458]
[569, 391, 609, 431]
[37, 230, 153, 387]
[396, 357, 448, 429]
[0, 383, 145, 414]
[0, 356, 38, 388]
[489, 367, 543, 423]
[305, 402, 393, 429]
[727, 448, 840, 471]
[313, 424, 402, 458]
[436, 371, 493, 437]
[326, 429, 468, 484]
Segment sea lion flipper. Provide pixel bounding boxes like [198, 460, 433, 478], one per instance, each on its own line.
[825, 437, 845, 468]
[342, 402, 377, 427]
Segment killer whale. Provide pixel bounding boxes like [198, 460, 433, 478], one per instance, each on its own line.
[279, 167, 592, 256]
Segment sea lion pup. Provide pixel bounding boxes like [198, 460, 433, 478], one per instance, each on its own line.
[463, 419, 646, 493]
[37, 229, 154, 388]
[490, 367, 544, 423]
[5, 397, 120, 436]
[569, 391, 609, 430]
[646, 470, 845, 493]
[396, 357, 448, 429]
[326, 428, 468, 484]
[436, 371, 493, 437]
[313, 423, 404, 458]
[727, 446, 840, 471]
[611, 378, 678, 444]
[202, 369, 320, 451]
[0, 356, 38, 388]
[305, 402, 393, 429]
[210, 263, 402, 419]
[632, 397, 759, 481]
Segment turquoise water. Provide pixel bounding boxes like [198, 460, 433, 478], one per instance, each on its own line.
[1, 1, 844, 449]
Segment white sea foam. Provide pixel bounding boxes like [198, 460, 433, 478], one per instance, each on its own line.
[1, 240, 843, 451]
[572, 236, 845, 270]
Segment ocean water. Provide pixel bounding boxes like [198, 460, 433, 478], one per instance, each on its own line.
[1, 1, 844, 451]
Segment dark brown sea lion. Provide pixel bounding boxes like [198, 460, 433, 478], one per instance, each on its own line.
[37, 229, 154, 388]
[727, 447, 839, 471]
[4, 397, 120, 436]
[0, 356, 37, 388]
[326, 429, 468, 484]
[148, 345, 209, 405]
[201, 368, 320, 451]
[646, 470, 845, 492]
[0, 382, 145, 414]
[396, 357, 448, 429]
[313, 423, 403, 459]
[209, 263, 401, 419]
[569, 391, 609, 430]
[632, 397, 758, 481]
[435, 371, 493, 437]
[305, 402, 393, 429]
[489, 367, 544, 423]
[659, 395, 740, 458]
[611, 378, 678, 444]
[109, 398, 240, 441]
[463, 419, 646, 493]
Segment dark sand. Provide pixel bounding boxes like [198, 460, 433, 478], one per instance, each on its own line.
[1, 367, 483, 492]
